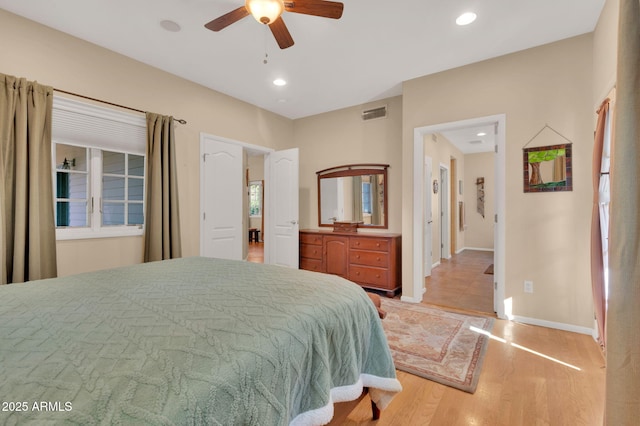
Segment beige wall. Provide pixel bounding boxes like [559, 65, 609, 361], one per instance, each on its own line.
[593, 0, 619, 104]
[464, 152, 495, 250]
[0, 10, 293, 276]
[402, 34, 595, 328]
[424, 133, 465, 260]
[290, 96, 403, 234]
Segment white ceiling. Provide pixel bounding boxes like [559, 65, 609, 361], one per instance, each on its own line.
[441, 123, 496, 155]
[1, 0, 604, 149]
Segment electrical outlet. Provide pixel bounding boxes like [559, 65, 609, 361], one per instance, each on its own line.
[524, 280, 534, 293]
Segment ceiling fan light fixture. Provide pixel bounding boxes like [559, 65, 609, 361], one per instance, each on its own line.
[246, 0, 284, 25]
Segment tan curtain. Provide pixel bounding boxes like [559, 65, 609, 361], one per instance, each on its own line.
[371, 175, 381, 224]
[144, 112, 181, 262]
[591, 98, 609, 351]
[0, 73, 57, 284]
[352, 176, 363, 222]
[606, 0, 640, 423]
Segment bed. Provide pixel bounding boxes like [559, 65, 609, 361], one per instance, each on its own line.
[0, 256, 401, 425]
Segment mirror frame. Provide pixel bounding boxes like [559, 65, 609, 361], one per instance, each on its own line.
[317, 164, 389, 229]
[523, 143, 572, 193]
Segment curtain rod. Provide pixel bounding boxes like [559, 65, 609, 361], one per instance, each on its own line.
[54, 88, 187, 125]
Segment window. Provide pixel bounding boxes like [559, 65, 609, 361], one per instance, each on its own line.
[362, 182, 372, 214]
[249, 181, 263, 216]
[102, 151, 145, 226]
[52, 97, 146, 239]
[249, 181, 262, 216]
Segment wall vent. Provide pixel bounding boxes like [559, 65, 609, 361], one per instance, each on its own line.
[361, 105, 387, 121]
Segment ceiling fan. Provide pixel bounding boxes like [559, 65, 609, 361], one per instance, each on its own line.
[204, 0, 344, 49]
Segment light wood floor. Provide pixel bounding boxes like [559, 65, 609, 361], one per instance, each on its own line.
[338, 250, 606, 425]
[247, 241, 264, 263]
[425, 250, 494, 314]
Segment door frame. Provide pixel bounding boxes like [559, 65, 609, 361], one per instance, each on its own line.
[411, 115, 506, 319]
[424, 156, 433, 277]
[439, 163, 450, 261]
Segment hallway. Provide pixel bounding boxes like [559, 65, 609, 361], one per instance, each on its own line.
[424, 250, 494, 314]
[247, 241, 264, 263]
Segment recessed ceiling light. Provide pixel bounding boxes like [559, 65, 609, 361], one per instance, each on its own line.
[273, 78, 287, 86]
[160, 20, 181, 32]
[477, 132, 487, 136]
[456, 12, 477, 26]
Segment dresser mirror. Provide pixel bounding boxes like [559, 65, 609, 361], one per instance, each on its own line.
[317, 164, 389, 229]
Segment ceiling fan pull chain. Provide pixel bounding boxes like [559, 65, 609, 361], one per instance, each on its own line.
[263, 25, 269, 64]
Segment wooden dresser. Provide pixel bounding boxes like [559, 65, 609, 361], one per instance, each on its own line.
[299, 230, 401, 297]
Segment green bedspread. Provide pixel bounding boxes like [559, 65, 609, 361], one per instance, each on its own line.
[0, 257, 401, 425]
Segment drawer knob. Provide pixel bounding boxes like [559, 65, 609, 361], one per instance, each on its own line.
[376, 274, 380, 278]
[356, 255, 360, 259]
[376, 243, 380, 247]
[376, 257, 380, 261]
[356, 272, 360, 275]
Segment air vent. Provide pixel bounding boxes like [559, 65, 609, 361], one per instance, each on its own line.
[362, 106, 387, 121]
[468, 140, 483, 144]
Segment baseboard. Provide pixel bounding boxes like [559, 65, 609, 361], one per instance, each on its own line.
[461, 247, 495, 252]
[510, 315, 594, 336]
[431, 261, 441, 269]
[400, 294, 422, 303]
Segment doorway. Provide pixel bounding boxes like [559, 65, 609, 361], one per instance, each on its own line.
[412, 115, 506, 319]
[199, 133, 300, 268]
[248, 154, 265, 263]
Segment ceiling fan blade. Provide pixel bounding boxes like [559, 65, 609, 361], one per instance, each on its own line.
[269, 17, 295, 49]
[204, 6, 249, 31]
[284, 0, 343, 19]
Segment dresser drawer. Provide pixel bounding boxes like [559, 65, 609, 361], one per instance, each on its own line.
[350, 237, 390, 252]
[300, 233, 323, 245]
[300, 258, 323, 272]
[349, 265, 389, 287]
[349, 250, 389, 268]
[300, 243, 323, 260]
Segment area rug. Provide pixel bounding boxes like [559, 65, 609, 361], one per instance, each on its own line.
[484, 264, 494, 274]
[380, 299, 494, 393]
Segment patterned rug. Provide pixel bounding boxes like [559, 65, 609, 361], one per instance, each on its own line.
[380, 299, 494, 393]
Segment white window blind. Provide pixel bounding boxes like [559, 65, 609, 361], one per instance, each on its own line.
[52, 96, 146, 154]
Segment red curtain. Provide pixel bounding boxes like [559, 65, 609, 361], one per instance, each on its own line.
[591, 98, 610, 351]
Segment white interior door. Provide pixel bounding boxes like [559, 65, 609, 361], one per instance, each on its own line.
[424, 156, 433, 277]
[265, 148, 299, 268]
[201, 137, 243, 260]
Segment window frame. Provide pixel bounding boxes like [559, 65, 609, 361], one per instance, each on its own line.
[52, 97, 147, 240]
